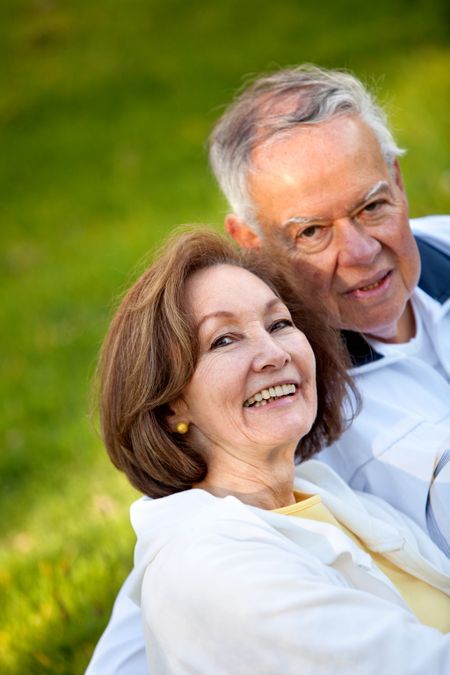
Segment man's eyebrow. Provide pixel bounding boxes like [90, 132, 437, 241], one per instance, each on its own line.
[197, 298, 284, 330]
[359, 180, 391, 204]
[281, 180, 392, 230]
[281, 215, 322, 230]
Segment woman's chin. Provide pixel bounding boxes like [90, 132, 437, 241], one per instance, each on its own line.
[247, 421, 312, 455]
[246, 403, 314, 435]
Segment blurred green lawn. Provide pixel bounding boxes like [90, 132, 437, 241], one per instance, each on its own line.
[1, 0, 449, 672]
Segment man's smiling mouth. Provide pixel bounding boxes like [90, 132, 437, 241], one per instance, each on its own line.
[244, 383, 297, 408]
[345, 271, 392, 297]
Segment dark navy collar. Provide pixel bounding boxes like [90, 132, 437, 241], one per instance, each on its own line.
[416, 237, 450, 304]
[343, 235, 450, 368]
[341, 330, 383, 367]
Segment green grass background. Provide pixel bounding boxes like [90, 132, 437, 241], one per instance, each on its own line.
[1, 0, 449, 672]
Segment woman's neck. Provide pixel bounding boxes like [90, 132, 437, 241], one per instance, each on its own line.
[194, 445, 297, 510]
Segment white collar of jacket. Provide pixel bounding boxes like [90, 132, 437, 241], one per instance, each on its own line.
[128, 460, 450, 605]
[295, 460, 450, 588]
[343, 285, 450, 375]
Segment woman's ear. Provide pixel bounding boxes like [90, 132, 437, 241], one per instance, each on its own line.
[165, 398, 191, 433]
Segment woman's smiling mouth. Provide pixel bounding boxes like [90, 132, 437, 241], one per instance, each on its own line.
[244, 383, 297, 408]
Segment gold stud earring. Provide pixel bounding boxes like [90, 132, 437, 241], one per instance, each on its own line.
[175, 422, 189, 434]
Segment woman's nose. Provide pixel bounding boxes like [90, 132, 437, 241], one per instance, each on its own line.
[252, 334, 290, 371]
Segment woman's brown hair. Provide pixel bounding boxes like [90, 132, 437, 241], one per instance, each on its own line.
[97, 227, 358, 498]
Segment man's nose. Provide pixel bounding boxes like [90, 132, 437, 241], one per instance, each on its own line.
[252, 333, 290, 371]
[336, 218, 382, 267]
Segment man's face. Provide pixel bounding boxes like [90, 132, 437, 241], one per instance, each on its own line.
[235, 115, 420, 342]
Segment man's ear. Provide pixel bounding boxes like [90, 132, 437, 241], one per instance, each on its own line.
[392, 159, 409, 210]
[165, 398, 191, 433]
[225, 214, 262, 249]
[392, 159, 406, 193]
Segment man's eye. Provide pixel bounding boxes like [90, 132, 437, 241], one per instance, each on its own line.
[270, 319, 293, 332]
[364, 199, 386, 213]
[290, 223, 331, 253]
[210, 334, 234, 350]
[296, 225, 320, 239]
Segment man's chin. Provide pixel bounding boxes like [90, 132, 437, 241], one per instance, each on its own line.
[339, 309, 414, 344]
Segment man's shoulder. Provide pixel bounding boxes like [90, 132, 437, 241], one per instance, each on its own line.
[411, 214, 450, 253]
[411, 215, 450, 305]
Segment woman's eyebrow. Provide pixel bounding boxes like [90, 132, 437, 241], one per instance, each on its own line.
[266, 297, 287, 312]
[197, 311, 234, 331]
[197, 298, 285, 330]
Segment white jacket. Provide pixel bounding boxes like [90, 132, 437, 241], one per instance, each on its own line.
[317, 216, 450, 553]
[129, 460, 450, 675]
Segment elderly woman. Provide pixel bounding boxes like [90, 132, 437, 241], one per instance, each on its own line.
[97, 229, 450, 675]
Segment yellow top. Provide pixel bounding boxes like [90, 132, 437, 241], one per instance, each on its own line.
[275, 493, 450, 633]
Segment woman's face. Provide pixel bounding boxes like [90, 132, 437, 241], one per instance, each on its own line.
[172, 264, 317, 459]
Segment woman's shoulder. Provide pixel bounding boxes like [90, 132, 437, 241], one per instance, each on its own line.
[130, 487, 338, 602]
[131, 488, 294, 557]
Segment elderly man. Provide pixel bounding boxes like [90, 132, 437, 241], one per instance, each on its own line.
[86, 66, 450, 674]
[209, 65, 450, 553]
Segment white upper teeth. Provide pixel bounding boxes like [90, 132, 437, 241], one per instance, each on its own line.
[244, 383, 296, 407]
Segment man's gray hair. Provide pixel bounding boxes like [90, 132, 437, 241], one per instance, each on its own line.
[208, 65, 405, 231]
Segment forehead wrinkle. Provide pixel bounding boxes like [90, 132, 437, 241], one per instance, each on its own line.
[281, 180, 392, 230]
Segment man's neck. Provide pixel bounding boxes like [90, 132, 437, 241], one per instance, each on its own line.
[365, 300, 416, 345]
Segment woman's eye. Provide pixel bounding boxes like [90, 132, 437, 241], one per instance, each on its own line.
[210, 334, 234, 350]
[270, 319, 293, 332]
